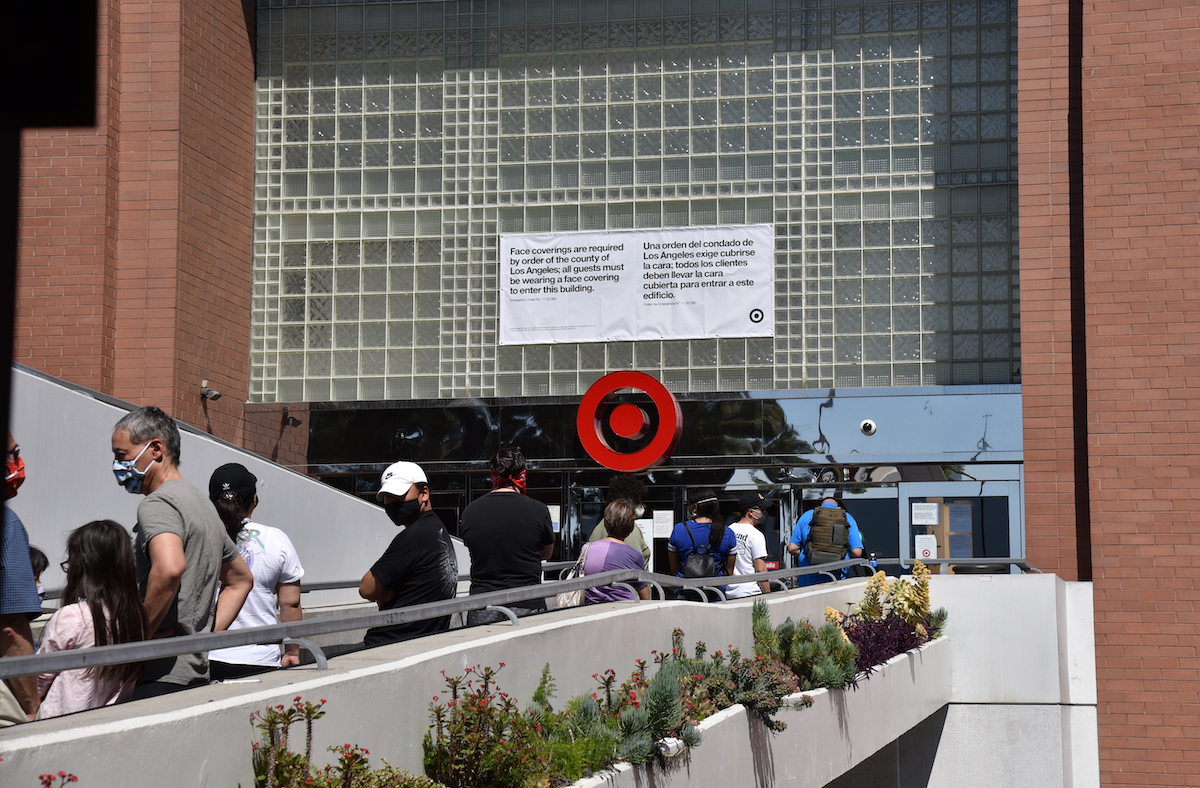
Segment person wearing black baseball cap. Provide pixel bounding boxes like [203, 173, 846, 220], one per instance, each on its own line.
[726, 492, 775, 599]
[207, 463, 305, 679]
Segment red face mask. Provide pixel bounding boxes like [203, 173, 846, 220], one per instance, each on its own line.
[5, 456, 25, 500]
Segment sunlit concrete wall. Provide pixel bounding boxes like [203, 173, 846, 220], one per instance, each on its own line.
[0, 574, 1096, 788]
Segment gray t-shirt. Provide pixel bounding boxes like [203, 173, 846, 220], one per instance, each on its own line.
[134, 479, 238, 685]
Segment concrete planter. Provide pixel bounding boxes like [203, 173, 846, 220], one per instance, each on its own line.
[571, 636, 951, 788]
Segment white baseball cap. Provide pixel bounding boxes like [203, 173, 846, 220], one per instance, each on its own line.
[376, 461, 428, 501]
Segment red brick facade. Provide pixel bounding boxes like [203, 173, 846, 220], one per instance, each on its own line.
[1021, 0, 1200, 782]
[15, 0, 256, 443]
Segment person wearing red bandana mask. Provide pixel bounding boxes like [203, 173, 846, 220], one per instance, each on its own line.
[459, 445, 555, 626]
[2, 432, 44, 722]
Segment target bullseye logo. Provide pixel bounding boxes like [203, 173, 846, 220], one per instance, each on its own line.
[577, 371, 682, 473]
[749, 308, 764, 323]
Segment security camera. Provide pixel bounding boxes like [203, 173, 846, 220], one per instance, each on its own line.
[860, 419, 877, 436]
[200, 380, 223, 401]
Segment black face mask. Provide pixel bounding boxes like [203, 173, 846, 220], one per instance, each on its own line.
[385, 498, 422, 527]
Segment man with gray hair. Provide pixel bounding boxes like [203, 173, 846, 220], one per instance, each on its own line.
[111, 406, 252, 695]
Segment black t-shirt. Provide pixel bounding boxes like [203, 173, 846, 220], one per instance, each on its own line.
[460, 490, 555, 596]
[364, 509, 459, 647]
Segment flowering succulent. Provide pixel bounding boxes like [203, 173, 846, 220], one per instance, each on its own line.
[39, 774, 78, 788]
[857, 571, 890, 621]
[423, 664, 548, 788]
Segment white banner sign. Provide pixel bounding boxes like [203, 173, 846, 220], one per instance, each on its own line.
[500, 225, 774, 345]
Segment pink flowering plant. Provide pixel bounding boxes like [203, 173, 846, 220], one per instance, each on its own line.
[423, 664, 548, 788]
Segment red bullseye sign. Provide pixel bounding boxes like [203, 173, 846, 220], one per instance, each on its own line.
[577, 371, 682, 473]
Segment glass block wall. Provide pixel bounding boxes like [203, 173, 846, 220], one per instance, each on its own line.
[250, 0, 1018, 403]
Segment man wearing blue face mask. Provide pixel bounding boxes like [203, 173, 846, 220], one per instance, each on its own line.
[110, 407, 253, 695]
[358, 461, 458, 648]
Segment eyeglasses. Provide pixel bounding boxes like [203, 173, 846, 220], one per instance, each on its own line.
[5, 447, 18, 462]
[59, 560, 70, 574]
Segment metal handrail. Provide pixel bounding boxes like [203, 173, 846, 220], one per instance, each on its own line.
[0, 556, 1037, 681]
[43, 562, 591, 600]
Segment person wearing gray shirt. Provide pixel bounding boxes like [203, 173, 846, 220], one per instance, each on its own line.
[111, 407, 252, 693]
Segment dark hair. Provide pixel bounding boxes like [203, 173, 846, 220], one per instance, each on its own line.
[687, 487, 726, 550]
[214, 494, 252, 542]
[113, 406, 182, 466]
[603, 499, 638, 540]
[28, 546, 48, 578]
[606, 474, 648, 504]
[209, 463, 258, 541]
[60, 520, 148, 684]
[490, 445, 526, 478]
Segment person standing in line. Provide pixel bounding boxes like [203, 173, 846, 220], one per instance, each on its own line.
[667, 488, 737, 598]
[786, 497, 864, 587]
[111, 406, 253, 696]
[359, 461, 458, 648]
[586, 474, 651, 565]
[460, 446, 555, 626]
[583, 499, 650, 605]
[725, 492, 775, 600]
[36, 520, 148, 718]
[207, 463, 304, 679]
[1, 432, 42, 722]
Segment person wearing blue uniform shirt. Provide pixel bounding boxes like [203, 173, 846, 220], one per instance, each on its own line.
[787, 498, 864, 586]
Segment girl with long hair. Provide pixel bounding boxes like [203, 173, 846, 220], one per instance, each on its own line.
[37, 520, 147, 718]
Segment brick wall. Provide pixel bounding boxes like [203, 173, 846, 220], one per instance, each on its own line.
[15, 0, 121, 395]
[1018, 0, 1081, 579]
[1084, 2, 1200, 782]
[1023, 0, 1200, 783]
[15, 0, 255, 445]
[172, 0, 256, 439]
[243, 402, 311, 471]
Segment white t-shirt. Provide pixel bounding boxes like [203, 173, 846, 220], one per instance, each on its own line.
[210, 521, 304, 667]
[725, 521, 768, 599]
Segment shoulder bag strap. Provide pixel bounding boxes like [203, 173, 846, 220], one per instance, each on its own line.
[682, 520, 699, 550]
[570, 542, 590, 578]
